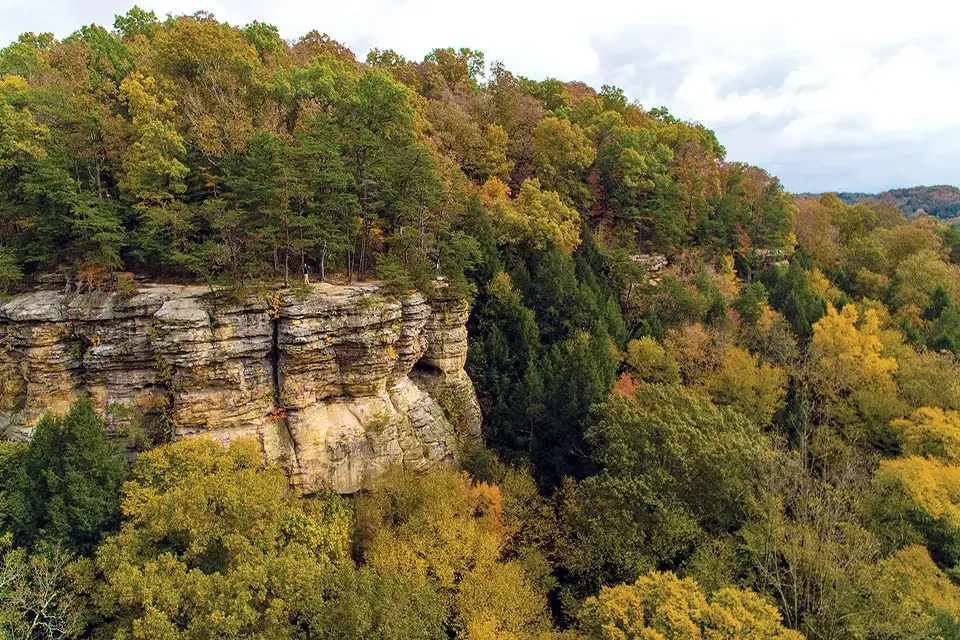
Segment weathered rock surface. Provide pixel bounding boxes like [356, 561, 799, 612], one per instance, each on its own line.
[0, 282, 481, 493]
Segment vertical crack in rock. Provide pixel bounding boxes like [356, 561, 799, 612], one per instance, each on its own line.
[0, 283, 480, 493]
[149, 320, 177, 445]
[269, 313, 301, 475]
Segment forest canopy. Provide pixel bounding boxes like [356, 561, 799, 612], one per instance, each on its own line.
[3, 7, 960, 640]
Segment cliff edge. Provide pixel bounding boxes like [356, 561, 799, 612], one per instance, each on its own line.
[0, 282, 481, 493]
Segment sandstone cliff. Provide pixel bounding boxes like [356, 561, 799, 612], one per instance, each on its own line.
[0, 282, 481, 493]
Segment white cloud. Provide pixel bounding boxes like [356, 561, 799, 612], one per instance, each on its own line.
[2, 0, 959, 192]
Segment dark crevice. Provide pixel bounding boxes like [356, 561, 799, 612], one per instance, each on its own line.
[269, 316, 301, 472]
[270, 317, 281, 408]
[412, 358, 443, 376]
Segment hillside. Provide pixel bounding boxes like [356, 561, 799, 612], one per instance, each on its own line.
[800, 184, 960, 219]
[2, 8, 960, 640]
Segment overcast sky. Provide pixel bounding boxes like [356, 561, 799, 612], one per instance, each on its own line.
[2, 0, 958, 193]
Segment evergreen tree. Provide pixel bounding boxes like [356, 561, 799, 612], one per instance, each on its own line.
[10, 397, 126, 554]
[765, 257, 827, 341]
[533, 328, 618, 487]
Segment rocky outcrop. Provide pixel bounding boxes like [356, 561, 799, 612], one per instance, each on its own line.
[0, 282, 481, 493]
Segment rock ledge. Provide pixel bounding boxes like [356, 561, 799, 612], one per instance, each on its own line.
[0, 282, 481, 493]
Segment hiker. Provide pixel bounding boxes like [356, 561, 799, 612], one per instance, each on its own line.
[303, 262, 310, 285]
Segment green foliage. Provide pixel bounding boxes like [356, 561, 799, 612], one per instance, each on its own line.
[763, 258, 826, 341]
[467, 271, 544, 462]
[742, 450, 882, 639]
[734, 281, 768, 325]
[304, 564, 447, 640]
[559, 385, 767, 599]
[534, 328, 618, 486]
[0, 541, 84, 639]
[0, 441, 25, 535]
[9, 398, 125, 554]
[9, 11, 960, 640]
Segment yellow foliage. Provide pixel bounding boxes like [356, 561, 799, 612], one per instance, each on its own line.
[458, 563, 551, 640]
[359, 468, 551, 638]
[894, 349, 960, 411]
[91, 438, 353, 638]
[881, 222, 945, 268]
[532, 116, 596, 195]
[480, 177, 581, 253]
[119, 72, 179, 126]
[806, 268, 843, 308]
[624, 337, 680, 385]
[811, 304, 898, 398]
[118, 72, 189, 203]
[891, 249, 960, 310]
[0, 75, 49, 168]
[793, 198, 842, 268]
[877, 456, 960, 530]
[892, 407, 960, 463]
[876, 545, 960, 620]
[853, 268, 890, 300]
[665, 322, 716, 383]
[579, 571, 803, 640]
[266, 290, 282, 319]
[715, 255, 741, 302]
[699, 346, 787, 427]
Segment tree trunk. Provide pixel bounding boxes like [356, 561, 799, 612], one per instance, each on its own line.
[320, 240, 327, 282]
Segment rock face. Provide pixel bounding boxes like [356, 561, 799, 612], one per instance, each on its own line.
[0, 282, 481, 493]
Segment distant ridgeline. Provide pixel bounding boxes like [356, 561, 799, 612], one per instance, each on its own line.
[799, 185, 960, 221]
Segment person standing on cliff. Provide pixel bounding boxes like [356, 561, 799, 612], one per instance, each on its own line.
[303, 262, 310, 285]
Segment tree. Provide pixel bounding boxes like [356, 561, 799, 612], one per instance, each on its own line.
[890, 249, 960, 312]
[481, 177, 582, 254]
[532, 116, 595, 208]
[578, 571, 803, 640]
[926, 292, 960, 357]
[892, 407, 960, 463]
[809, 304, 904, 446]
[742, 450, 882, 639]
[282, 563, 447, 640]
[623, 337, 681, 385]
[734, 281, 769, 326]
[10, 398, 126, 554]
[764, 259, 826, 341]
[894, 348, 960, 412]
[221, 129, 296, 283]
[0, 441, 26, 535]
[467, 271, 544, 463]
[292, 107, 354, 282]
[355, 468, 551, 639]
[533, 328, 618, 486]
[86, 438, 352, 638]
[698, 345, 787, 427]
[113, 6, 158, 40]
[423, 47, 485, 88]
[874, 457, 960, 566]
[427, 100, 512, 183]
[117, 72, 188, 205]
[559, 385, 767, 597]
[0, 75, 48, 170]
[0, 542, 84, 640]
[862, 545, 960, 639]
[793, 198, 841, 268]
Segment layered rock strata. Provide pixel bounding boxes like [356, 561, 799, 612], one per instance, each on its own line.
[0, 282, 481, 493]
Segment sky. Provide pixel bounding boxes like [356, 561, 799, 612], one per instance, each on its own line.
[2, 0, 959, 193]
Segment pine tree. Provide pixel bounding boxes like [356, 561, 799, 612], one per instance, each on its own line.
[11, 397, 126, 554]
